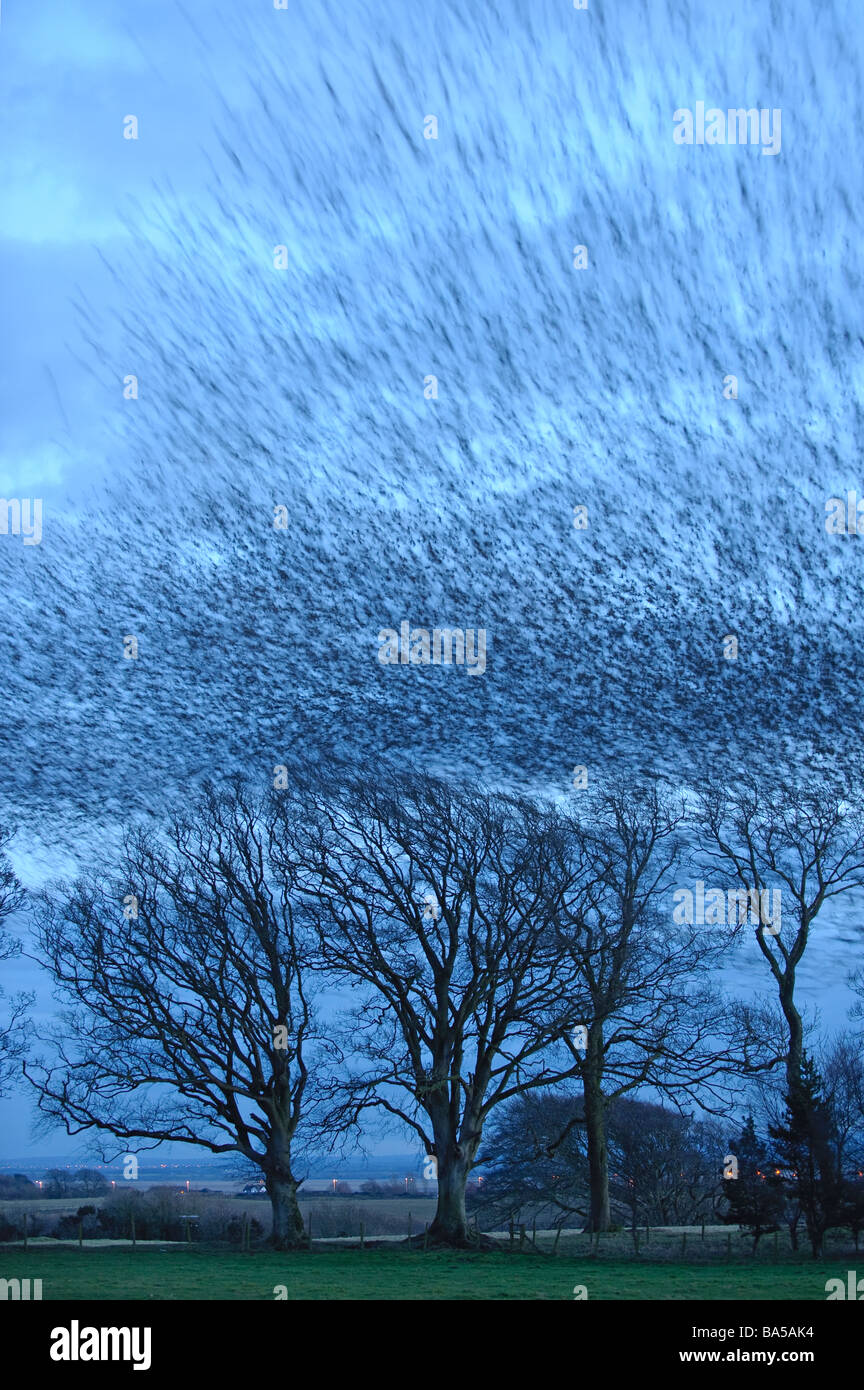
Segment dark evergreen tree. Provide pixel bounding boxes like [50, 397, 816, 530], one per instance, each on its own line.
[721, 1113, 784, 1251]
[769, 1057, 843, 1258]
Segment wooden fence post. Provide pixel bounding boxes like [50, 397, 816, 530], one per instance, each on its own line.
[23, 1211, 28, 1251]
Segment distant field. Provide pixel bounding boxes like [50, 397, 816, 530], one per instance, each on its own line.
[0, 1198, 96, 1216]
[0, 1245, 852, 1300]
[0, 1193, 439, 1235]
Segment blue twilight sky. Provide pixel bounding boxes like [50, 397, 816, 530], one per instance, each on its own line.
[1, 0, 863, 1160]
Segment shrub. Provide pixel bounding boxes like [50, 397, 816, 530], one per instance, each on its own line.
[302, 1201, 414, 1238]
[0, 1174, 38, 1198]
[0, 1210, 46, 1240]
[54, 1210, 101, 1240]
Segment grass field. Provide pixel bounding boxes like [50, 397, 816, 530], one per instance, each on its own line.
[0, 1244, 854, 1300]
[0, 1194, 439, 1232]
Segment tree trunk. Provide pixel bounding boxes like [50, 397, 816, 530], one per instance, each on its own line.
[428, 1149, 473, 1246]
[583, 1061, 611, 1233]
[780, 982, 803, 1094]
[266, 1170, 305, 1250]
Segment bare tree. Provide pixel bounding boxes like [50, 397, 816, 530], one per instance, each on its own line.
[820, 1033, 864, 1177]
[0, 824, 27, 1098]
[474, 1091, 590, 1232]
[43, 1168, 71, 1198]
[544, 785, 775, 1231]
[25, 784, 315, 1249]
[609, 1098, 723, 1229]
[43, 1168, 108, 1198]
[76, 1168, 110, 1197]
[694, 775, 864, 1093]
[477, 1092, 722, 1233]
[272, 765, 595, 1247]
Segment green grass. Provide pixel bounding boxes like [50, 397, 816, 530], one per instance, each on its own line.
[0, 1245, 854, 1300]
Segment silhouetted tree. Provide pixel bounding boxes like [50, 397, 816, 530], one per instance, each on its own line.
[769, 1056, 844, 1259]
[26, 783, 316, 1250]
[273, 766, 596, 1247]
[0, 824, 27, 1098]
[720, 1113, 784, 1251]
[695, 776, 864, 1094]
[543, 784, 774, 1231]
[479, 1091, 723, 1232]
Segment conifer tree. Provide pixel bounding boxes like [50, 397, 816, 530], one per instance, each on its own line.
[769, 1057, 843, 1258]
[721, 1112, 784, 1251]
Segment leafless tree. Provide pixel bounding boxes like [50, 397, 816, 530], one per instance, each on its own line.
[25, 784, 315, 1249]
[43, 1167, 108, 1198]
[477, 1091, 723, 1232]
[820, 1032, 864, 1176]
[271, 765, 596, 1247]
[609, 1097, 724, 1229]
[0, 824, 27, 1098]
[544, 784, 777, 1231]
[42, 1168, 71, 1198]
[694, 775, 864, 1093]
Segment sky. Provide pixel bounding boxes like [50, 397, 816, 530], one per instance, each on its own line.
[1, 0, 250, 503]
[1, 0, 863, 1160]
